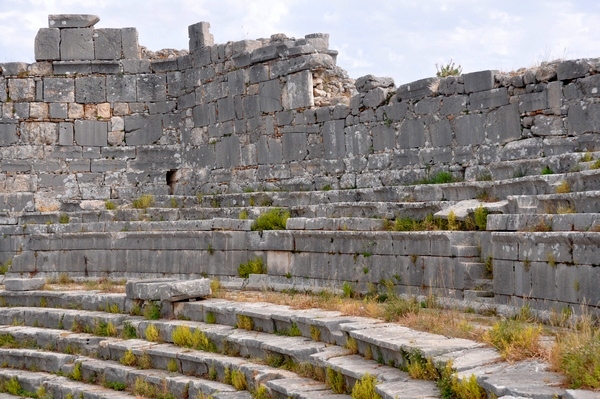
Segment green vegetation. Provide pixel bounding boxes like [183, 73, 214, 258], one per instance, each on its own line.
[541, 165, 554, 175]
[132, 194, 155, 209]
[205, 311, 217, 324]
[171, 325, 217, 352]
[251, 208, 289, 231]
[0, 259, 12, 275]
[59, 214, 70, 224]
[556, 180, 571, 194]
[345, 336, 358, 354]
[104, 380, 127, 391]
[143, 301, 161, 320]
[483, 319, 543, 361]
[239, 210, 249, 220]
[435, 60, 462, 77]
[105, 200, 116, 210]
[71, 361, 82, 381]
[351, 373, 381, 399]
[474, 205, 488, 231]
[417, 171, 457, 185]
[236, 314, 254, 330]
[231, 369, 247, 391]
[120, 349, 137, 366]
[94, 319, 118, 337]
[591, 159, 600, 169]
[145, 324, 161, 342]
[252, 384, 271, 399]
[326, 367, 347, 394]
[238, 257, 265, 278]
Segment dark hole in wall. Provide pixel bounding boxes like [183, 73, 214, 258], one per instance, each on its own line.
[166, 169, 178, 195]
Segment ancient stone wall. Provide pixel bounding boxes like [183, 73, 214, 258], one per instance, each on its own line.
[2, 15, 599, 212]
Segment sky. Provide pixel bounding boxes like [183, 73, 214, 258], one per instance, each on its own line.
[0, 0, 598, 86]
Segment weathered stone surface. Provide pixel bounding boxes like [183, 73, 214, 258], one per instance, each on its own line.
[34, 28, 60, 61]
[75, 76, 106, 103]
[355, 75, 395, 93]
[282, 70, 313, 110]
[557, 59, 590, 81]
[126, 278, 211, 301]
[4, 278, 46, 291]
[94, 28, 122, 60]
[60, 28, 94, 60]
[124, 114, 163, 145]
[121, 28, 139, 59]
[463, 70, 495, 93]
[396, 77, 438, 101]
[48, 14, 99, 28]
[8, 78, 35, 102]
[188, 21, 213, 52]
[74, 120, 108, 146]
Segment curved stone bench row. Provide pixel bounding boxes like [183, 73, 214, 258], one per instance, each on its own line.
[507, 190, 600, 214]
[488, 213, 600, 231]
[0, 291, 567, 398]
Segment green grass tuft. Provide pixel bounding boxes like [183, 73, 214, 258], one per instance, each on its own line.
[251, 208, 289, 231]
[238, 257, 265, 278]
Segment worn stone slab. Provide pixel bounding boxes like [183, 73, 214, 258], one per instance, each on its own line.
[126, 278, 211, 301]
[377, 379, 441, 399]
[49, 14, 100, 28]
[34, 28, 60, 60]
[3, 278, 46, 291]
[434, 199, 508, 220]
[60, 28, 95, 60]
[564, 390, 600, 399]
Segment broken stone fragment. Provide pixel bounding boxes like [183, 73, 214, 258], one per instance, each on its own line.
[48, 14, 100, 29]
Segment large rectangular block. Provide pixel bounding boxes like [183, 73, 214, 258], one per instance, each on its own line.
[137, 74, 166, 101]
[43, 77, 74, 102]
[322, 120, 345, 159]
[469, 87, 508, 111]
[126, 278, 211, 301]
[34, 28, 60, 61]
[463, 70, 495, 93]
[121, 28, 139, 59]
[282, 132, 308, 162]
[396, 77, 437, 101]
[215, 135, 241, 168]
[519, 91, 547, 113]
[8, 78, 35, 102]
[259, 79, 282, 113]
[75, 76, 106, 103]
[48, 14, 99, 28]
[94, 28, 122, 60]
[60, 28, 94, 60]
[485, 103, 521, 144]
[399, 118, 426, 149]
[454, 113, 485, 145]
[283, 70, 314, 110]
[192, 103, 216, 127]
[0, 124, 18, 145]
[124, 114, 163, 145]
[106, 75, 136, 102]
[372, 125, 396, 151]
[74, 120, 108, 146]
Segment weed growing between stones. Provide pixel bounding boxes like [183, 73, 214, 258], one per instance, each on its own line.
[236, 314, 254, 330]
[129, 302, 142, 316]
[104, 380, 127, 391]
[59, 213, 70, 224]
[145, 324, 161, 342]
[208, 365, 218, 381]
[3, 377, 22, 396]
[71, 361, 82, 381]
[132, 194, 155, 209]
[205, 311, 217, 324]
[416, 171, 457, 185]
[556, 180, 571, 193]
[120, 349, 137, 366]
[351, 373, 381, 399]
[231, 369, 247, 390]
[132, 377, 175, 399]
[36, 385, 53, 399]
[541, 165, 554, 175]
[238, 257, 265, 278]
[167, 358, 179, 372]
[251, 208, 289, 231]
[172, 325, 218, 352]
[252, 384, 271, 399]
[94, 319, 118, 337]
[143, 301, 161, 320]
[342, 281, 355, 298]
[104, 200, 116, 210]
[310, 325, 321, 341]
[406, 353, 439, 380]
[104, 302, 121, 313]
[345, 336, 358, 354]
[239, 210, 249, 220]
[435, 60, 462, 77]
[138, 351, 153, 369]
[0, 258, 12, 274]
[483, 319, 544, 361]
[326, 367, 347, 394]
[551, 311, 600, 389]
[474, 205, 488, 230]
[591, 159, 600, 169]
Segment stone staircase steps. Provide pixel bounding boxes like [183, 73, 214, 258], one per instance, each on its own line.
[0, 290, 571, 398]
[0, 367, 136, 398]
[488, 213, 600, 231]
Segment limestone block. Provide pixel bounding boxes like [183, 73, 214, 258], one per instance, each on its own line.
[282, 132, 307, 162]
[468, 87, 509, 111]
[52, 60, 91, 75]
[60, 28, 94, 60]
[363, 87, 388, 108]
[429, 118, 452, 147]
[567, 103, 600, 135]
[557, 59, 590, 81]
[48, 14, 99, 28]
[257, 136, 283, 164]
[322, 120, 345, 159]
[0, 124, 18, 145]
[20, 122, 58, 145]
[126, 278, 211, 301]
[93, 28, 122, 60]
[192, 103, 216, 127]
[215, 135, 241, 168]
[124, 114, 163, 145]
[0, 78, 5, 102]
[121, 59, 150, 74]
[492, 259, 515, 296]
[399, 118, 425, 149]
[167, 71, 184, 98]
[75, 76, 106, 103]
[259, 79, 282, 113]
[106, 75, 136, 102]
[270, 53, 335, 78]
[120, 28, 139, 59]
[531, 115, 565, 136]
[137, 74, 166, 101]
[58, 123, 74, 145]
[518, 91, 547, 113]
[463, 70, 495, 93]
[355, 75, 394, 93]
[283, 70, 314, 110]
[216, 97, 236, 122]
[4, 278, 46, 291]
[372, 125, 395, 151]
[0, 62, 28, 76]
[414, 97, 441, 115]
[74, 120, 108, 146]
[485, 103, 521, 144]
[438, 76, 464, 95]
[565, 389, 600, 399]
[34, 28, 60, 61]
[49, 103, 68, 119]
[13, 103, 29, 119]
[396, 77, 437, 101]
[530, 262, 557, 301]
[43, 77, 74, 102]
[579, 74, 600, 97]
[227, 69, 245, 96]
[8, 78, 35, 102]
[188, 21, 213, 52]
[29, 102, 48, 120]
[91, 60, 121, 74]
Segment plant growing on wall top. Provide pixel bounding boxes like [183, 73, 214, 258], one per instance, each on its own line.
[435, 60, 462, 77]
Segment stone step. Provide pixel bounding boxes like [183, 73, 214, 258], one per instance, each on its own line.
[507, 190, 600, 214]
[0, 367, 135, 398]
[286, 217, 386, 231]
[487, 213, 600, 231]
